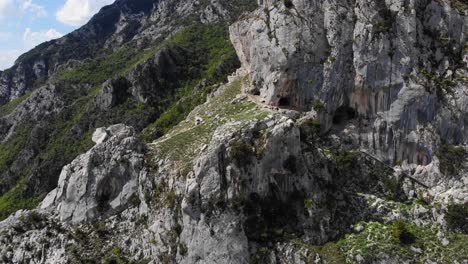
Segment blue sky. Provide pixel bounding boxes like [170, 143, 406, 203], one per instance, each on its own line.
[0, 0, 115, 70]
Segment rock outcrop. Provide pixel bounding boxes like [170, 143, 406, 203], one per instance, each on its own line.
[41, 124, 145, 223]
[230, 0, 467, 168]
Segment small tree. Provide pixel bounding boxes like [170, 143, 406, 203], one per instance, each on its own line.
[230, 140, 253, 166]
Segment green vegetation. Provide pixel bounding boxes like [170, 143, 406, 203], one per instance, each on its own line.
[252, 247, 271, 264]
[299, 119, 321, 142]
[0, 179, 45, 220]
[291, 239, 346, 264]
[383, 176, 401, 200]
[338, 221, 468, 263]
[311, 99, 326, 113]
[230, 140, 254, 166]
[392, 220, 415, 244]
[437, 145, 467, 176]
[446, 203, 468, 234]
[178, 243, 188, 256]
[375, 8, 394, 34]
[336, 151, 359, 172]
[416, 192, 430, 208]
[152, 78, 268, 173]
[0, 126, 30, 174]
[0, 92, 32, 117]
[58, 47, 143, 85]
[140, 23, 240, 141]
[19, 210, 44, 225]
[451, 0, 468, 13]
[304, 198, 314, 210]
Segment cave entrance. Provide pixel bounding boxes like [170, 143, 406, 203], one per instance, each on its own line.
[278, 97, 291, 107]
[332, 106, 357, 125]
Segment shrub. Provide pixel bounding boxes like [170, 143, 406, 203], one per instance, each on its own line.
[384, 177, 401, 200]
[299, 119, 321, 142]
[164, 191, 178, 209]
[311, 99, 326, 113]
[304, 199, 314, 210]
[392, 220, 415, 244]
[416, 192, 429, 207]
[229, 140, 253, 166]
[437, 145, 467, 176]
[178, 243, 188, 256]
[336, 151, 359, 172]
[65, 243, 79, 255]
[446, 203, 468, 234]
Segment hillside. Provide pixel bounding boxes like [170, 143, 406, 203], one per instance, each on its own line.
[0, 0, 467, 263]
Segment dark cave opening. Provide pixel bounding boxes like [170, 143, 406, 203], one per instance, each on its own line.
[332, 106, 357, 125]
[278, 97, 291, 107]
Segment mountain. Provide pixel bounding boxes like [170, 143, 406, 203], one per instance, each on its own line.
[0, 0, 467, 263]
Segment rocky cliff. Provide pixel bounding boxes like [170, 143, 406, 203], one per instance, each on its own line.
[0, 0, 467, 263]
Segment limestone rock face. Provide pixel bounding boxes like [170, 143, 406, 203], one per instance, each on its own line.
[230, 0, 467, 165]
[41, 124, 145, 223]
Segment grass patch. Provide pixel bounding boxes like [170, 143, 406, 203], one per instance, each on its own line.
[291, 239, 346, 264]
[338, 221, 468, 263]
[0, 179, 45, 221]
[152, 78, 269, 172]
[0, 92, 32, 117]
[0, 126, 30, 175]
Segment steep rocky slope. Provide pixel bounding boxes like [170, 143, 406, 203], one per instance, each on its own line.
[0, 0, 467, 263]
[0, 0, 256, 219]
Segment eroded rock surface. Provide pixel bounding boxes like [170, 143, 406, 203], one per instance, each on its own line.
[41, 124, 145, 223]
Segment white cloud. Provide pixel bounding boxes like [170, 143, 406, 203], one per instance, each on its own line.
[56, 0, 115, 26]
[0, 49, 21, 70]
[0, 28, 63, 70]
[0, 0, 17, 17]
[21, 0, 47, 18]
[0, 0, 46, 18]
[23, 28, 63, 49]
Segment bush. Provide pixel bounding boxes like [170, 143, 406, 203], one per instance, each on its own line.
[299, 119, 321, 142]
[437, 145, 467, 176]
[446, 203, 468, 234]
[416, 192, 429, 207]
[178, 243, 188, 256]
[304, 199, 314, 210]
[384, 177, 401, 200]
[311, 99, 325, 113]
[392, 220, 415, 244]
[336, 151, 359, 172]
[230, 140, 253, 166]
